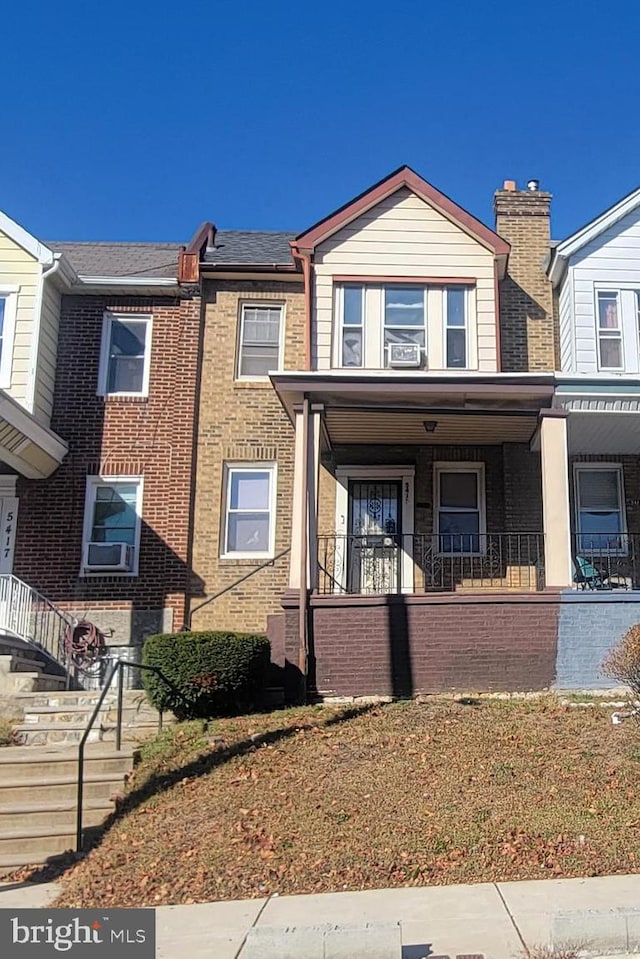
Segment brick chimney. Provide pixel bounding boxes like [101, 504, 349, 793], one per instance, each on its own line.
[494, 180, 555, 372]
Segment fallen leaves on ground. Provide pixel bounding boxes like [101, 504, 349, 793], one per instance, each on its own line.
[51, 698, 640, 907]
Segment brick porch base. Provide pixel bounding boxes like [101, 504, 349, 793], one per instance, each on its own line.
[277, 590, 561, 700]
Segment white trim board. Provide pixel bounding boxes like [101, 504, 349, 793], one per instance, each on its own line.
[0, 211, 54, 265]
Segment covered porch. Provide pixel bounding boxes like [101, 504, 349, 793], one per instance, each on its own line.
[272, 371, 568, 599]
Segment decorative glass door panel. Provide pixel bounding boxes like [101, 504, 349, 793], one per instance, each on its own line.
[348, 481, 401, 593]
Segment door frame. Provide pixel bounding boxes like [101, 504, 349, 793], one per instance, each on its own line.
[335, 465, 415, 594]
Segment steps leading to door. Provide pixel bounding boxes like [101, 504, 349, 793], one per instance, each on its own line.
[5, 689, 172, 746]
[0, 742, 134, 871]
[0, 637, 69, 695]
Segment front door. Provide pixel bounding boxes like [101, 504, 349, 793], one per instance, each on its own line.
[348, 480, 401, 593]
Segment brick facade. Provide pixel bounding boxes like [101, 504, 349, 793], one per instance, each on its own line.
[190, 279, 305, 633]
[13, 290, 202, 645]
[318, 442, 543, 539]
[282, 591, 560, 698]
[494, 188, 555, 372]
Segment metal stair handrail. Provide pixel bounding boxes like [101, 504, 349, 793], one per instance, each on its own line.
[76, 658, 185, 851]
[0, 573, 76, 673]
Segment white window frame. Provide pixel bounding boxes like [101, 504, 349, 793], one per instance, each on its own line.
[221, 463, 277, 559]
[97, 312, 153, 397]
[444, 286, 468, 370]
[0, 286, 19, 390]
[381, 285, 427, 369]
[81, 475, 144, 577]
[595, 291, 624, 372]
[434, 462, 486, 557]
[573, 462, 628, 555]
[338, 285, 365, 368]
[235, 302, 285, 381]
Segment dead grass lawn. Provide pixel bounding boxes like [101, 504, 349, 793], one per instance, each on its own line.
[53, 698, 640, 906]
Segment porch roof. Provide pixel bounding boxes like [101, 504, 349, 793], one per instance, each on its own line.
[271, 371, 554, 447]
[0, 391, 67, 478]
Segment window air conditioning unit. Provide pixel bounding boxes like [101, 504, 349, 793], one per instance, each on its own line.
[84, 543, 134, 572]
[389, 343, 422, 368]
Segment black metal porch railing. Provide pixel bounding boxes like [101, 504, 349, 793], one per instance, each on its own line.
[317, 533, 545, 594]
[572, 533, 640, 590]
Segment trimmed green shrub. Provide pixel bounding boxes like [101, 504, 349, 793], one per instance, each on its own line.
[142, 631, 270, 719]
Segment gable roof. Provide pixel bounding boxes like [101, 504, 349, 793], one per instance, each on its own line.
[47, 241, 181, 279]
[548, 184, 640, 284]
[292, 165, 511, 258]
[0, 211, 54, 265]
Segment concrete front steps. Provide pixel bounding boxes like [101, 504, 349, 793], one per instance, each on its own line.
[0, 641, 68, 695]
[0, 742, 134, 872]
[9, 689, 171, 746]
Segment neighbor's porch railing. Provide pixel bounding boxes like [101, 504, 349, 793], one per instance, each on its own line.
[0, 573, 76, 669]
[317, 532, 545, 594]
[572, 533, 640, 590]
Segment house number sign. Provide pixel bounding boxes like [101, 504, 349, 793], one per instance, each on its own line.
[0, 497, 18, 574]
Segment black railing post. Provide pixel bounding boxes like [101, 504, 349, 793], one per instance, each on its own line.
[115, 661, 125, 752]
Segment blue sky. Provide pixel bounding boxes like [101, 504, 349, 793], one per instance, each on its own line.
[3, 0, 640, 243]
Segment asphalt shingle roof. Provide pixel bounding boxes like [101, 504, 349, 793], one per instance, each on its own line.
[204, 230, 296, 265]
[47, 242, 182, 278]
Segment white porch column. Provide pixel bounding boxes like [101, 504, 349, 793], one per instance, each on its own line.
[288, 404, 321, 589]
[539, 410, 572, 587]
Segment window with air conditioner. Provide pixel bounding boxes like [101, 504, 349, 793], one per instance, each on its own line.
[81, 477, 143, 575]
[334, 282, 475, 370]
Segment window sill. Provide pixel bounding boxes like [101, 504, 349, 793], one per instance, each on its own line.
[99, 394, 149, 404]
[78, 572, 139, 579]
[219, 553, 276, 563]
[233, 381, 274, 390]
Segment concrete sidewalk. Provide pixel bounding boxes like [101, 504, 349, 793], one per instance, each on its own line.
[2, 873, 640, 958]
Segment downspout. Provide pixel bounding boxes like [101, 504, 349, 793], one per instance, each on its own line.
[494, 259, 502, 373]
[298, 395, 310, 698]
[291, 244, 312, 370]
[27, 255, 61, 413]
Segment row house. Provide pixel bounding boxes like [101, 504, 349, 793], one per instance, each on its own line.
[0, 209, 200, 676]
[185, 168, 640, 699]
[3, 166, 640, 698]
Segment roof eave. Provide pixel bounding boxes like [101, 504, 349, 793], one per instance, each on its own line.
[200, 262, 299, 273]
[293, 166, 511, 257]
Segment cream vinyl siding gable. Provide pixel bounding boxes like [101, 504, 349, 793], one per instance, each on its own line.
[0, 229, 41, 410]
[559, 205, 640, 373]
[32, 279, 61, 423]
[313, 187, 498, 371]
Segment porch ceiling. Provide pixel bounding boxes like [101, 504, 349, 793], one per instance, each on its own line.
[568, 411, 640, 454]
[0, 391, 67, 478]
[323, 408, 540, 445]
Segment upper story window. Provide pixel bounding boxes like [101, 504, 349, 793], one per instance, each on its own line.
[335, 282, 472, 371]
[98, 313, 152, 397]
[445, 287, 467, 368]
[81, 476, 143, 576]
[596, 292, 623, 370]
[383, 288, 426, 367]
[341, 287, 364, 367]
[0, 287, 18, 390]
[237, 303, 284, 379]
